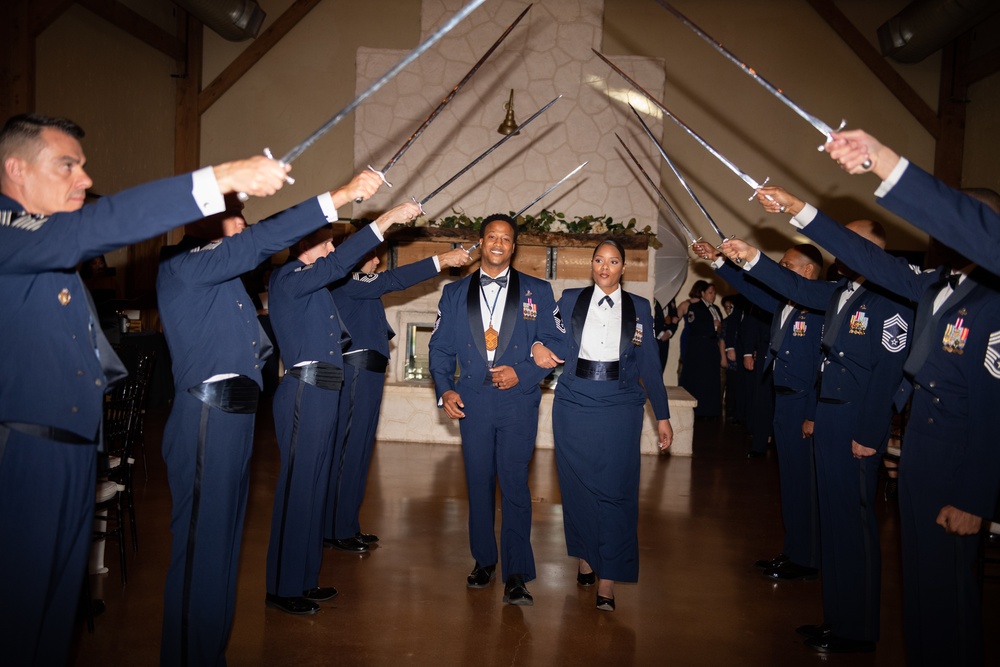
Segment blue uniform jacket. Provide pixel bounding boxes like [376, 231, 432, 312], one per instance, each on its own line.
[428, 270, 557, 400]
[268, 224, 382, 366]
[800, 211, 1000, 517]
[877, 161, 1000, 277]
[749, 249, 913, 450]
[0, 176, 208, 438]
[549, 287, 670, 420]
[157, 197, 331, 391]
[717, 261, 824, 413]
[330, 256, 440, 356]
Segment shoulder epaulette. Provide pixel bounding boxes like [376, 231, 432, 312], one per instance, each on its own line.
[0, 210, 48, 231]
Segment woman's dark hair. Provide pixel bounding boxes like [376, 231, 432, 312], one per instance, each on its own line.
[689, 279, 712, 299]
[592, 237, 626, 263]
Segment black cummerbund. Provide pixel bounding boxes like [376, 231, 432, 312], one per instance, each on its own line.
[773, 386, 800, 396]
[1, 421, 95, 445]
[343, 349, 389, 373]
[575, 358, 620, 381]
[188, 376, 260, 413]
[817, 396, 849, 405]
[286, 362, 345, 390]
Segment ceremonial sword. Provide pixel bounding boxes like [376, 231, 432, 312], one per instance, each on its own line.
[238, 0, 486, 201]
[626, 106, 729, 242]
[366, 4, 533, 194]
[614, 133, 698, 245]
[650, 0, 870, 167]
[594, 50, 769, 201]
[514, 161, 588, 217]
[414, 95, 562, 211]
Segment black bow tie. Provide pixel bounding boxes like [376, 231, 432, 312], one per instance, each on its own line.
[480, 274, 508, 288]
[599, 295, 614, 308]
[945, 272, 961, 289]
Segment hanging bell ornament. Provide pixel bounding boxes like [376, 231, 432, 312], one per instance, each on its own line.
[496, 89, 520, 136]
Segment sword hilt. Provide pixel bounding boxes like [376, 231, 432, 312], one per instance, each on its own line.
[355, 165, 392, 204]
[410, 196, 425, 217]
[236, 147, 295, 202]
[749, 176, 771, 201]
[716, 236, 744, 266]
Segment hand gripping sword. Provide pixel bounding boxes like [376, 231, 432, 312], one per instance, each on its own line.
[594, 50, 770, 202]
[650, 0, 870, 168]
[364, 4, 533, 199]
[614, 133, 698, 246]
[238, 0, 486, 202]
[413, 95, 562, 212]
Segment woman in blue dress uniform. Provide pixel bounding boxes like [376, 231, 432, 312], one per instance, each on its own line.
[679, 280, 724, 418]
[543, 239, 672, 611]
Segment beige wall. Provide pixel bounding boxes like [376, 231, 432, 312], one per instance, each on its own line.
[30, 1, 1000, 381]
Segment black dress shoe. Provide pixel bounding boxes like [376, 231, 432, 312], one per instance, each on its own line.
[754, 553, 789, 570]
[303, 586, 338, 601]
[595, 595, 615, 611]
[805, 634, 875, 653]
[467, 562, 496, 588]
[577, 570, 596, 587]
[355, 531, 379, 544]
[763, 561, 819, 581]
[325, 537, 369, 552]
[503, 575, 533, 606]
[265, 593, 320, 616]
[795, 623, 832, 639]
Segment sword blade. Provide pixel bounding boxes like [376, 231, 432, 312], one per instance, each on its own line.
[418, 95, 562, 207]
[628, 106, 729, 242]
[614, 133, 696, 244]
[594, 49, 765, 195]
[378, 4, 533, 177]
[651, 0, 843, 141]
[514, 161, 588, 218]
[279, 0, 486, 166]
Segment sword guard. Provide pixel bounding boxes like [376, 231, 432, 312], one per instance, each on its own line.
[411, 196, 425, 218]
[716, 236, 744, 265]
[356, 165, 393, 204]
[749, 177, 770, 201]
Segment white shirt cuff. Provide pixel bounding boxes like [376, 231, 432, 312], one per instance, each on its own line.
[367, 221, 384, 242]
[711, 257, 725, 269]
[790, 203, 819, 229]
[432, 255, 441, 272]
[874, 157, 910, 198]
[192, 167, 226, 216]
[742, 251, 761, 270]
[317, 192, 338, 222]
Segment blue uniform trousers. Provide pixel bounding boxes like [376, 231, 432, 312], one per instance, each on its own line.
[899, 430, 983, 666]
[328, 363, 385, 540]
[814, 400, 884, 642]
[553, 380, 643, 582]
[457, 385, 538, 582]
[0, 429, 96, 666]
[267, 377, 339, 597]
[772, 392, 820, 568]
[160, 392, 255, 667]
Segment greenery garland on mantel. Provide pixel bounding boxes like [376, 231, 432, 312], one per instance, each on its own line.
[350, 209, 661, 249]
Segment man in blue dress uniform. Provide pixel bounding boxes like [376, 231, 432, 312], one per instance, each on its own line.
[428, 214, 558, 605]
[157, 171, 382, 665]
[264, 200, 422, 615]
[721, 221, 913, 655]
[756, 184, 1000, 666]
[695, 241, 824, 580]
[0, 113, 287, 665]
[325, 243, 472, 553]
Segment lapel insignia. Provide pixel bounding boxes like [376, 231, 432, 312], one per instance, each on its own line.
[941, 317, 969, 354]
[522, 296, 537, 320]
[881, 313, 908, 352]
[986, 331, 1000, 379]
[793, 320, 807, 337]
[525, 290, 532, 297]
[632, 320, 643, 346]
[58, 288, 71, 306]
[849, 310, 868, 335]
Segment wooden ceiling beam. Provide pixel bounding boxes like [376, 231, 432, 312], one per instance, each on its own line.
[198, 0, 323, 115]
[77, 0, 184, 61]
[29, 0, 76, 36]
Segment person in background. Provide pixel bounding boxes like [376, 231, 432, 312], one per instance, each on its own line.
[653, 297, 679, 373]
[679, 280, 725, 419]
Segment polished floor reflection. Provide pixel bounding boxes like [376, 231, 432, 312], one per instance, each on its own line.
[72, 405, 999, 666]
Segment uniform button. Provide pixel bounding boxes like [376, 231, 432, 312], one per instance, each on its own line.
[71, 406, 79, 413]
[252, 341, 257, 347]
[330, 332, 335, 336]
[254, 353, 259, 359]
[840, 368, 845, 373]
[932, 397, 940, 404]
[95, 379, 103, 387]
[838, 351, 844, 357]
[329, 351, 334, 355]
[927, 417, 934, 424]
[330, 315, 335, 319]
[928, 380, 937, 388]
[784, 351, 790, 355]
[255, 364, 260, 369]
[76, 370, 84, 376]
[71, 334, 77, 340]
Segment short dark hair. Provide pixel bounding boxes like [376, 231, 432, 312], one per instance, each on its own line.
[592, 237, 626, 263]
[689, 279, 712, 299]
[963, 187, 1000, 215]
[0, 113, 85, 164]
[791, 243, 823, 272]
[479, 213, 518, 242]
